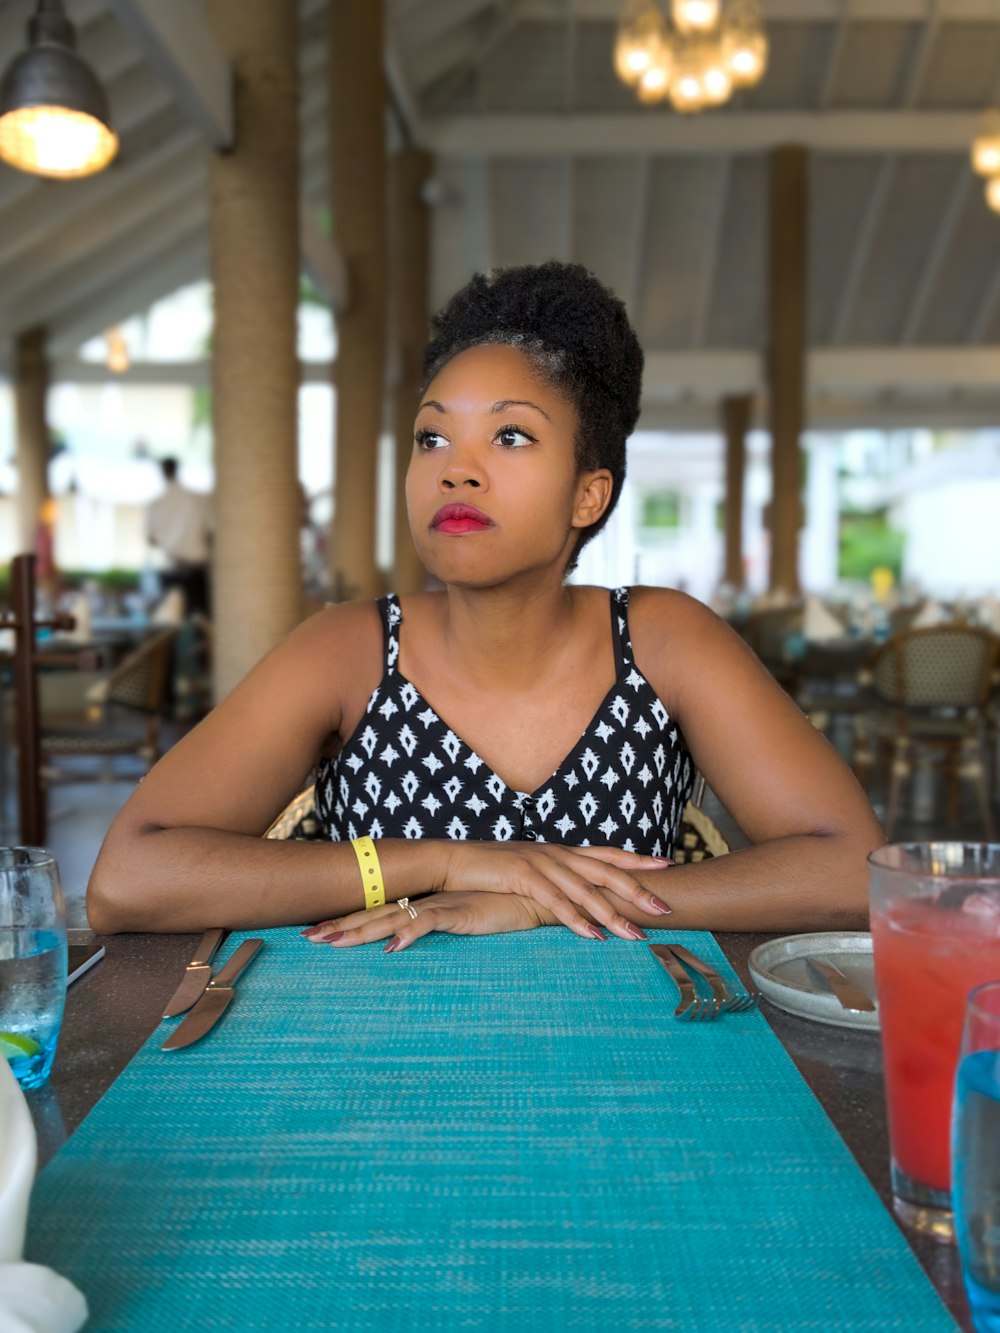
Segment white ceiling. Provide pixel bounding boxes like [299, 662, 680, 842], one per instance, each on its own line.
[1, 0, 1000, 428]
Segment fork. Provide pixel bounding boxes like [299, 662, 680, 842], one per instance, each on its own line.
[667, 942, 760, 1014]
[649, 945, 719, 1021]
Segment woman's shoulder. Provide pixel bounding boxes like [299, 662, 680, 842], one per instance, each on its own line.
[621, 585, 756, 707]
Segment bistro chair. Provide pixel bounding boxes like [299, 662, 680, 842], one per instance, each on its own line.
[264, 777, 730, 860]
[741, 603, 803, 693]
[40, 627, 179, 783]
[853, 625, 999, 839]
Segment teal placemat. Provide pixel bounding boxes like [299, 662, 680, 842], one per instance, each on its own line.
[27, 929, 956, 1331]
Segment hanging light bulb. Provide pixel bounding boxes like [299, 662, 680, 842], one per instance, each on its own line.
[985, 176, 1000, 214]
[701, 41, 733, 105]
[722, 0, 769, 89]
[636, 48, 673, 104]
[614, 0, 667, 88]
[972, 109, 1000, 177]
[671, 0, 720, 35]
[0, 0, 118, 179]
[668, 35, 708, 114]
[105, 326, 129, 374]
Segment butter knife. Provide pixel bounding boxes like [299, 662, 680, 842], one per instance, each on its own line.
[161, 939, 264, 1050]
[806, 957, 875, 1013]
[162, 928, 226, 1018]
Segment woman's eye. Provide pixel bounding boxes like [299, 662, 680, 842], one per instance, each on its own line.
[497, 427, 535, 449]
[415, 429, 447, 450]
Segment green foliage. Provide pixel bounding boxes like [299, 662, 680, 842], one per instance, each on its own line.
[838, 511, 905, 582]
[642, 490, 682, 529]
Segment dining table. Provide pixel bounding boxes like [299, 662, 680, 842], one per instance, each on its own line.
[20, 923, 971, 1331]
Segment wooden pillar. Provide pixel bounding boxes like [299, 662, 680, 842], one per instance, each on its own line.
[208, 0, 302, 701]
[390, 148, 432, 595]
[328, 0, 386, 602]
[720, 393, 751, 589]
[14, 326, 49, 556]
[767, 145, 807, 597]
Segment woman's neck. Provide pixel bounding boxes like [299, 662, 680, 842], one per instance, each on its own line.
[435, 576, 585, 693]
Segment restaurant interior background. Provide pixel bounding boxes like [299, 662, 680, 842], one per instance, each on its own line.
[2, 0, 1000, 873]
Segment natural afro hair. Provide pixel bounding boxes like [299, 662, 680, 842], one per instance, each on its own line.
[422, 261, 643, 567]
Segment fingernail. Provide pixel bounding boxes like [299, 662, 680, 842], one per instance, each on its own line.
[648, 895, 672, 915]
[586, 924, 607, 940]
[322, 930, 344, 942]
[384, 935, 402, 954]
[624, 922, 648, 941]
[651, 857, 673, 865]
[300, 928, 319, 937]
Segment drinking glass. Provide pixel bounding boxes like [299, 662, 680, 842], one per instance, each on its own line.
[869, 842, 1000, 1242]
[0, 848, 68, 1089]
[953, 980, 1000, 1332]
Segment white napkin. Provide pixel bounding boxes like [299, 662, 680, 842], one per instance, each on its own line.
[977, 592, 1000, 633]
[911, 599, 947, 628]
[802, 595, 846, 643]
[150, 587, 185, 625]
[0, 1062, 87, 1333]
[62, 595, 91, 646]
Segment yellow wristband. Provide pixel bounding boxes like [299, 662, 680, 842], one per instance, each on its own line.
[351, 836, 385, 910]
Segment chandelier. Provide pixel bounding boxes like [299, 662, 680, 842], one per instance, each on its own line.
[971, 109, 1000, 214]
[614, 0, 768, 113]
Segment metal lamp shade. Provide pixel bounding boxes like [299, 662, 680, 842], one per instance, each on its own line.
[0, 6, 118, 179]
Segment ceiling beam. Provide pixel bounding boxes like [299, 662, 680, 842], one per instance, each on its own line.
[691, 157, 731, 349]
[422, 111, 985, 155]
[637, 395, 1000, 433]
[640, 346, 1000, 398]
[105, 0, 234, 149]
[899, 164, 971, 344]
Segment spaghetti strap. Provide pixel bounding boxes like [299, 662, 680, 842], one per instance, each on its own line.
[377, 593, 402, 675]
[611, 586, 634, 674]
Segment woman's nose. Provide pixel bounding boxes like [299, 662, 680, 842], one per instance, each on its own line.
[439, 444, 485, 490]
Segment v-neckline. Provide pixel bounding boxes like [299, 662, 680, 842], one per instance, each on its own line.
[383, 660, 633, 801]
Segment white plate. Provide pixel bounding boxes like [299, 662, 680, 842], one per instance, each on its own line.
[748, 931, 879, 1031]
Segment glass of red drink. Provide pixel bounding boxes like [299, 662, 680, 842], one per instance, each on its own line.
[869, 842, 1000, 1243]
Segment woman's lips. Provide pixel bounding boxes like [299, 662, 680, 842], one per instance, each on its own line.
[432, 504, 494, 534]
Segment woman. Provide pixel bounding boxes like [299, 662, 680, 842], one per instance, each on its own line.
[87, 263, 884, 945]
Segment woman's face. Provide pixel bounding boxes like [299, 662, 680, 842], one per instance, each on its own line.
[405, 343, 611, 588]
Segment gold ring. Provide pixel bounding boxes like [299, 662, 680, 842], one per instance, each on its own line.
[397, 897, 419, 920]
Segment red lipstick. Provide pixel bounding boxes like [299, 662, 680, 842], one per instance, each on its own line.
[432, 503, 494, 534]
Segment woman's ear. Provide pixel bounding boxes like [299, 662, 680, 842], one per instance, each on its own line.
[572, 469, 614, 530]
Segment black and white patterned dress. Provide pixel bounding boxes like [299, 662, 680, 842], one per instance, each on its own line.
[316, 588, 694, 858]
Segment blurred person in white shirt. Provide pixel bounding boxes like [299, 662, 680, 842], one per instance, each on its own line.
[146, 457, 213, 616]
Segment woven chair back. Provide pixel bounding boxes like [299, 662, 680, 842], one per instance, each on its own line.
[106, 629, 178, 714]
[869, 626, 998, 709]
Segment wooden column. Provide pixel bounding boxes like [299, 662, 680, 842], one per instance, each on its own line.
[390, 147, 432, 595]
[767, 145, 808, 597]
[720, 393, 751, 589]
[328, 0, 386, 601]
[14, 326, 49, 557]
[208, 0, 302, 701]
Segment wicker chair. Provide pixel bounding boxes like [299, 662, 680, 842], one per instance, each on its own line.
[265, 778, 730, 861]
[853, 625, 1000, 839]
[40, 627, 180, 780]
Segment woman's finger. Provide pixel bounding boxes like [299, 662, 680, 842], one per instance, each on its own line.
[509, 860, 646, 941]
[557, 849, 672, 917]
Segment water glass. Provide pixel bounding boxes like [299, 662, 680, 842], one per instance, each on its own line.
[0, 847, 68, 1090]
[869, 842, 1000, 1242]
[954, 981, 1000, 1332]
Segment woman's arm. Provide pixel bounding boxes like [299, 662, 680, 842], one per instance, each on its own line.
[615, 589, 885, 933]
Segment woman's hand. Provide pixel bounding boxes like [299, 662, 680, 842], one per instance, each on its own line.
[438, 840, 672, 940]
[303, 890, 557, 952]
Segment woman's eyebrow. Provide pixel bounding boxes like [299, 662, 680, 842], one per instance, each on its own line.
[416, 399, 447, 415]
[490, 399, 551, 420]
